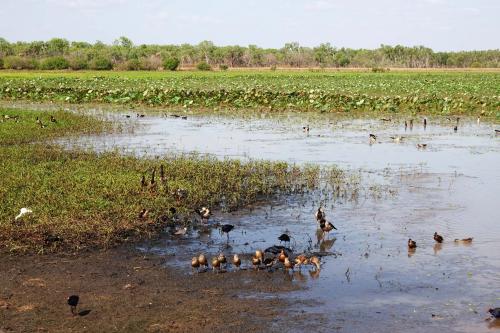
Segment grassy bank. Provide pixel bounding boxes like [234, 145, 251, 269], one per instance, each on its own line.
[0, 108, 326, 253]
[0, 70, 498, 117]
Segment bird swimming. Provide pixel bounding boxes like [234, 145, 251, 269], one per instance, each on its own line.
[15, 208, 32, 220]
[434, 232, 444, 243]
[278, 233, 290, 245]
[454, 237, 473, 243]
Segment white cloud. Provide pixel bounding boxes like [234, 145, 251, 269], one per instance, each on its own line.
[305, 0, 338, 11]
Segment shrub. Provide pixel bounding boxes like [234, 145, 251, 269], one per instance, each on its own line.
[90, 56, 113, 70]
[40, 56, 69, 70]
[196, 61, 212, 71]
[270, 65, 277, 71]
[163, 57, 180, 71]
[219, 64, 228, 71]
[470, 61, 482, 68]
[139, 55, 162, 70]
[371, 67, 389, 73]
[3, 56, 38, 70]
[68, 57, 88, 70]
[125, 59, 141, 70]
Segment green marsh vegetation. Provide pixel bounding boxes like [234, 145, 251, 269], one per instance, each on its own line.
[0, 108, 343, 253]
[0, 71, 498, 118]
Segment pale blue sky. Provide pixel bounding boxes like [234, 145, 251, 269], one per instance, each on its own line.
[1, 0, 499, 51]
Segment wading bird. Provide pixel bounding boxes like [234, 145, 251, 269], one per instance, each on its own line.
[454, 125, 458, 132]
[369, 134, 377, 144]
[284, 257, 294, 270]
[434, 232, 444, 243]
[390, 136, 404, 143]
[217, 253, 227, 268]
[15, 207, 32, 220]
[303, 125, 309, 133]
[423, 118, 427, 128]
[409, 119, 414, 129]
[408, 239, 417, 249]
[220, 224, 234, 241]
[67, 295, 79, 316]
[278, 249, 287, 263]
[50, 115, 57, 123]
[173, 227, 187, 236]
[211, 257, 220, 272]
[417, 143, 427, 149]
[251, 255, 261, 269]
[310, 256, 321, 271]
[197, 207, 211, 223]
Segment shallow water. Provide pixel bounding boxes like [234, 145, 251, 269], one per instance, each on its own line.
[58, 109, 500, 332]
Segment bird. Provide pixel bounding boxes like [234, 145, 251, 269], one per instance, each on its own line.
[423, 118, 427, 127]
[50, 115, 57, 123]
[211, 257, 220, 272]
[369, 134, 377, 144]
[454, 125, 458, 132]
[197, 207, 211, 223]
[175, 188, 188, 203]
[173, 227, 187, 236]
[303, 125, 309, 133]
[454, 237, 473, 243]
[191, 257, 200, 271]
[278, 249, 287, 263]
[390, 136, 404, 143]
[310, 256, 321, 270]
[15, 208, 32, 220]
[138, 208, 149, 219]
[284, 257, 294, 270]
[217, 253, 227, 267]
[434, 232, 444, 243]
[319, 218, 337, 237]
[136, 113, 145, 118]
[408, 239, 417, 249]
[495, 129, 500, 136]
[278, 233, 290, 245]
[315, 207, 325, 222]
[251, 256, 261, 269]
[409, 119, 414, 129]
[294, 254, 307, 266]
[489, 308, 500, 319]
[67, 295, 79, 316]
[416, 143, 427, 149]
[232, 254, 241, 269]
[262, 257, 275, 268]
[255, 250, 264, 262]
[220, 224, 234, 241]
[404, 120, 408, 130]
[198, 254, 208, 268]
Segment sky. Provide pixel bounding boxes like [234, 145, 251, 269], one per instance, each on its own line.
[0, 0, 499, 51]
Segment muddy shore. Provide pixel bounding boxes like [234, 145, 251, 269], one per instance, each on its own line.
[0, 246, 318, 333]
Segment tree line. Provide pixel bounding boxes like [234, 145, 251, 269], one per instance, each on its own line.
[0, 37, 498, 70]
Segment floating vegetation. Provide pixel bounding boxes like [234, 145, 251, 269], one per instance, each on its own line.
[0, 71, 498, 116]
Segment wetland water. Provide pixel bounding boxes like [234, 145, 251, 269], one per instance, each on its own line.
[58, 109, 499, 332]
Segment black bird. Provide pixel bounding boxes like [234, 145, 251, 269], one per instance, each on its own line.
[489, 308, 500, 319]
[423, 118, 427, 127]
[136, 113, 145, 118]
[434, 232, 444, 243]
[454, 125, 458, 132]
[278, 233, 290, 245]
[67, 295, 79, 316]
[220, 224, 234, 241]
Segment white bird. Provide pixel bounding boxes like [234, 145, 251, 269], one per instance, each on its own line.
[15, 208, 32, 220]
[173, 227, 187, 236]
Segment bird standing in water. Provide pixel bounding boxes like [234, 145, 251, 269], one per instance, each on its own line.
[319, 218, 337, 238]
[408, 239, 417, 249]
[220, 224, 234, 242]
[315, 207, 325, 222]
[278, 233, 290, 246]
[232, 254, 241, 269]
[489, 308, 500, 319]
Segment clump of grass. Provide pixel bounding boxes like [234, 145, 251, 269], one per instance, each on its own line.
[0, 108, 328, 253]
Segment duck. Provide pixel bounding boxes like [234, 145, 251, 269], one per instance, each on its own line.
[198, 254, 208, 268]
[369, 134, 377, 144]
[294, 254, 307, 266]
[416, 143, 427, 149]
[217, 253, 227, 267]
[255, 250, 264, 262]
[50, 115, 57, 123]
[211, 257, 221, 272]
[197, 207, 211, 223]
[262, 257, 275, 268]
[191, 257, 200, 271]
[173, 227, 187, 236]
[319, 218, 337, 237]
[15, 207, 32, 220]
[251, 256, 261, 269]
[278, 249, 287, 263]
[67, 295, 79, 316]
[489, 308, 500, 319]
[310, 256, 321, 270]
[454, 237, 473, 243]
[284, 257, 294, 270]
[390, 135, 404, 143]
[408, 238, 417, 249]
[232, 254, 241, 269]
[434, 232, 444, 243]
[315, 207, 325, 221]
[454, 125, 458, 132]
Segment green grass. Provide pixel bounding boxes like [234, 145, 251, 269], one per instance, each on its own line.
[0, 70, 498, 117]
[0, 108, 333, 253]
